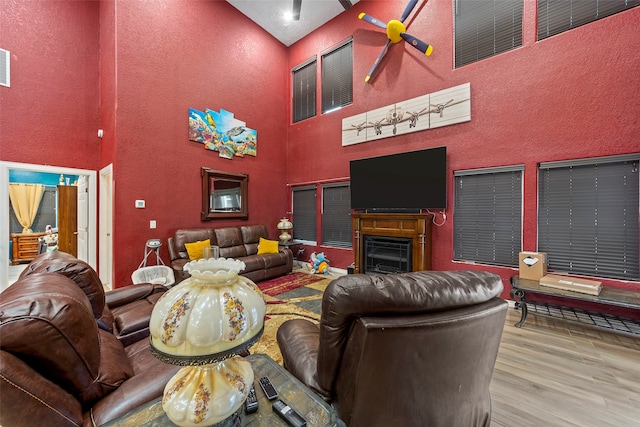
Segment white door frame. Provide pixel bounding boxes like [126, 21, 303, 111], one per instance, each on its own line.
[99, 164, 113, 290]
[1, 161, 97, 287]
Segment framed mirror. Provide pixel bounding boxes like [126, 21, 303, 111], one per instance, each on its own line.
[201, 168, 248, 220]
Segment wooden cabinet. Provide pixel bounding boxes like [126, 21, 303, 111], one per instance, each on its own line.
[11, 232, 46, 265]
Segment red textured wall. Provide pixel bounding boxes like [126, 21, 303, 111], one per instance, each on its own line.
[99, 0, 116, 166]
[0, 0, 100, 169]
[109, 1, 289, 284]
[287, 1, 640, 294]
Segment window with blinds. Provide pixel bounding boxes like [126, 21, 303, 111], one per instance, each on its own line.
[321, 39, 353, 114]
[538, 154, 639, 281]
[538, 0, 639, 40]
[322, 183, 352, 248]
[292, 57, 317, 123]
[453, 166, 523, 266]
[292, 186, 317, 243]
[454, 0, 523, 68]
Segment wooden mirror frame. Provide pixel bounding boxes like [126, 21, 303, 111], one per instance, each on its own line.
[201, 167, 248, 220]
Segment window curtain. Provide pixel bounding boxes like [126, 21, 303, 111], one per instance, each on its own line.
[9, 183, 45, 233]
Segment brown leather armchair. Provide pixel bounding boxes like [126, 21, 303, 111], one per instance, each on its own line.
[0, 272, 180, 427]
[19, 251, 167, 346]
[276, 270, 508, 427]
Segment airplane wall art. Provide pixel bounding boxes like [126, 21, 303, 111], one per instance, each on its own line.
[342, 82, 470, 146]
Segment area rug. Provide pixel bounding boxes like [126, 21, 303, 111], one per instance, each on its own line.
[257, 271, 328, 297]
[251, 271, 335, 364]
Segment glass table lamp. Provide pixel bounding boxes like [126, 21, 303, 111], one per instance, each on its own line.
[277, 218, 293, 243]
[149, 258, 266, 427]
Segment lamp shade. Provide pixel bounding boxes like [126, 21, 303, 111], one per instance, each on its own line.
[277, 218, 293, 230]
[149, 258, 266, 365]
[162, 356, 253, 427]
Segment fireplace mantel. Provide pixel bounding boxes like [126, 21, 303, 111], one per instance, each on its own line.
[352, 212, 433, 274]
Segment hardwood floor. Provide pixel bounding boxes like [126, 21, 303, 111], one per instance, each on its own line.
[491, 307, 640, 427]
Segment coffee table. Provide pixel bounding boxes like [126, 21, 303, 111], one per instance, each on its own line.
[103, 353, 338, 427]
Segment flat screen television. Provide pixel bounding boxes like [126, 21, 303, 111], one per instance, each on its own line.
[350, 146, 447, 211]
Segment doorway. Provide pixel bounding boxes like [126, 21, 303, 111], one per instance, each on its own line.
[0, 161, 97, 290]
[99, 164, 113, 290]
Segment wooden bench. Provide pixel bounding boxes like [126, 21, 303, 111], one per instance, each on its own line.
[510, 275, 640, 337]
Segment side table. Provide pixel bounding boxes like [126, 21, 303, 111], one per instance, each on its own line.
[279, 240, 305, 260]
[103, 353, 337, 427]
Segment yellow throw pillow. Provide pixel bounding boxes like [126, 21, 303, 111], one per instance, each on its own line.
[184, 239, 210, 261]
[257, 237, 279, 255]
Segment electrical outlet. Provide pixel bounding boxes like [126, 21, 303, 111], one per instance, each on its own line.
[150, 220, 156, 229]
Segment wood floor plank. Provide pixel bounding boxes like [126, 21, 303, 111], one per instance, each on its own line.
[491, 308, 640, 427]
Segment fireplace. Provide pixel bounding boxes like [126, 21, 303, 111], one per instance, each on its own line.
[352, 213, 433, 274]
[364, 236, 412, 274]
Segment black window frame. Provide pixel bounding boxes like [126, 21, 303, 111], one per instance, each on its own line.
[453, 165, 524, 267]
[538, 154, 639, 281]
[292, 57, 317, 123]
[321, 182, 352, 248]
[292, 185, 317, 244]
[321, 38, 353, 114]
[454, 0, 524, 68]
[538, 0, 640, 40]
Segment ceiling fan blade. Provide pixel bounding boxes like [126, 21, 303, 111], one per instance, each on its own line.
[401, 32, 433, 55]
[358, 13, 388, 30]
[400, 0, 419, 22]
[365, 40, 392, 83]
[338, 0, 353, 11]
[292, 0, 301, 20]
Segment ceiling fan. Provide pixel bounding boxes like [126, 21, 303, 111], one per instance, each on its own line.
[291, 0, 354, 21]
[358, 0, 433, 82]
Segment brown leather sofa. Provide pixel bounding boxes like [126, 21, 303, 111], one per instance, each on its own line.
[167, 224, 293, 283]
[0, 266, 180, 426]
[19, 251, 167, 347]
[276, 270, 508, 427]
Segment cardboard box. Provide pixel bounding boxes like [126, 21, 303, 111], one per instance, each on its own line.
[518, 252, 548, 280]
[539, 274, 602, 296]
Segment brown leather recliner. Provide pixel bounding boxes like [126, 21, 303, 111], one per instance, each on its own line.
[0, 272, 180, 427]
[19, 251, 167, 346]
[276, 270, 508, 427]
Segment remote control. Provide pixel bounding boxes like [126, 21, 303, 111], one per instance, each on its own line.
[272, 399, 307, 427]
[245, 384, 258, 414]
[258, 376, 278, 400]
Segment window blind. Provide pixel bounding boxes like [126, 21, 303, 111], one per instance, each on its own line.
[454, 166, 523, 266]
[322, 183, 352, 248]
[538, 155, 639, 280]
[454, 0, 523, 68]
[292, 58, 317, 123]
[292, 186, 317, 243]
[321, 39, 353, 114]
[538, 0, 640, 40]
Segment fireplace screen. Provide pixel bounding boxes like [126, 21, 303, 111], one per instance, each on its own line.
[364, 236, 412, 274]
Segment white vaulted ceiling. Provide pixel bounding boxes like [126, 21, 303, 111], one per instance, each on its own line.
[226, 0, 360, 46]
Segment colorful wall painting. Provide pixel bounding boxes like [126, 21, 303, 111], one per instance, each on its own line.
[341, 82, 470, 146]
[189, 108, 257, 159]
